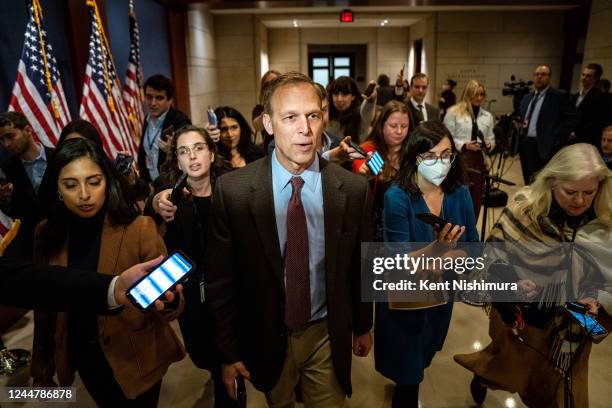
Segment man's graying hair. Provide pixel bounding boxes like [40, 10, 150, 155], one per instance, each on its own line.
[262, 72, 323, 115]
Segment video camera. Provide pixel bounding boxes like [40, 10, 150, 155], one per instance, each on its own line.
[502, 75, 533, 116]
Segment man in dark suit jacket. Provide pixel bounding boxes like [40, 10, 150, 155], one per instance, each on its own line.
[138, 74, 191, 183]
[406, 73, 440, 132]
[0, 255, 175, 312]
[207, 72, 373, 406]
[569, 63, 607, 148]
[518, 65, 576, 184]
[0, 112, 54, 261]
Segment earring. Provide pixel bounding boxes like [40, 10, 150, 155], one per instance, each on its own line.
[57, 191, 63, 201]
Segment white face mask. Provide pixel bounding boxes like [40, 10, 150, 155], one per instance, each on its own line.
[417, 159, 451, 186]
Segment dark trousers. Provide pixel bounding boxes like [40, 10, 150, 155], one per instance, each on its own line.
[72, 342, 162, 407]
[519, 137, 546, 185]
[462, 150, 485, 221]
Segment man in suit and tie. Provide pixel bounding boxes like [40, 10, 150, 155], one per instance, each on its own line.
[569, 63, 607, 148]
[406, 73, 440, 132]
[137, 74, 191, 183]
[0, 111, 54, 261]
[207, 72, 373, 407]
[518, 65, 576, 184]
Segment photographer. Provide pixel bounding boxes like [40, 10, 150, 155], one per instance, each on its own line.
[518, 65, 576, 184]
[443, 80, 495, 220]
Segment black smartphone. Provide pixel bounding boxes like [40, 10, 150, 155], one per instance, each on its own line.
[160, 125, 175, 142]
[416, 212, 450, 228]
[235, 375, 247, 407]
[113, 153, 134, 176]
[563, 303, 608, 341]
[363, 82, 376, 97]
[348, 140, 368, 158]
[126, 251, 195, 311]
[170, 172, 188, 204]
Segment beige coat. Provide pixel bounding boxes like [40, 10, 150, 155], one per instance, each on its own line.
[31, 215, 185, 399]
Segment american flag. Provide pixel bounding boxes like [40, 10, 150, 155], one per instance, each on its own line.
[9, 0, 71, 147]
[80, 0, 138, 159]
[122, 0, 144, 143]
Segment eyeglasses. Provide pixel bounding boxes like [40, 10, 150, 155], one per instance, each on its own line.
[418, 152, 456, 165]
[176, 143, 209, 157]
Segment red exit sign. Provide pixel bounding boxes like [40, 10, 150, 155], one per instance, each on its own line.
[340, 9, 354, 23]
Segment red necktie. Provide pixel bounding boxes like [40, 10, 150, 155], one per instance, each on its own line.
[284, 176, 311, 331]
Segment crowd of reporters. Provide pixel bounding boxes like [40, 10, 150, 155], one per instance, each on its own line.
[0, 61, 610, 407]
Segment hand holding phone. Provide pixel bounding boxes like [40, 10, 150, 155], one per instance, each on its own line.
[161, 125, 175, 142]
[416, 212, 450, 228]
[363, 82, 376, 97]
[126, 251, 194, 311]
[170, 172, 188, 205]
[564, 303, 608, 341]
[234, 375, 247, 407]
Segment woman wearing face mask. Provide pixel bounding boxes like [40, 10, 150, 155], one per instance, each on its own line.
[443, 80, 495, 220]
[214, 106, 264, 172]
[352, 101, 411, 241]
[147, 126, 234, 407]
[327, 76, 377, 142]
[376, 121, 478, 408]
[455, 143, 612, 407]
[32, 138, 184, 406]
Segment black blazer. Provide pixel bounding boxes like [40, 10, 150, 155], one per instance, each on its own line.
[206, 156, 373, 396]
[520, 88, 576, 160]
[137, 107, 191, 183]
[0, 258, 113, 312]
[407, 101, 440, 132]
[570, 87, 607, 147]
[0, 146, 54, 260]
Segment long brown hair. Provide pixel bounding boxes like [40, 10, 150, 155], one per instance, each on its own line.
[364, 100, 410, 182]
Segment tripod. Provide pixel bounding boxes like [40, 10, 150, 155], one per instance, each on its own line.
[467, 168, 516, 241]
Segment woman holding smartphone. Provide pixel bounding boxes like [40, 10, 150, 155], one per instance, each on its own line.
[443, 80, 495, 220]
[377, 122, 478, 407]
[455, 143, 612, 407]
[148, 126, 234, 407]
[352, 101, 411, 241]
[32, 138, 184, 406]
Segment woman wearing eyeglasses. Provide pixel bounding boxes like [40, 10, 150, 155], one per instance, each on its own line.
[443, 80, 496, 221]
[376, 122, 479, 407]
[147, 126, 234, 407]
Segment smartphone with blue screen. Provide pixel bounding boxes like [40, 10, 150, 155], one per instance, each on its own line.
[563, 303, 608, 341]
[126, 251, 195, 311]
[367, 151, 384, 175]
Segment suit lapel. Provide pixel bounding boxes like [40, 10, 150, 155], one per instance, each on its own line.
[321, 160, 346, 296]
[98, 217, 126, 276]
[248, 157, 284, 283]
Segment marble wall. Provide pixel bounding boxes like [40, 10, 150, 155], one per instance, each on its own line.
[584, 0, 612, 77]
[435, 11, 565, 115]
[185, 4, 218, 126]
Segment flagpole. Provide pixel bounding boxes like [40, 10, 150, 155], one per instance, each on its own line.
[31, 0, 60, 120]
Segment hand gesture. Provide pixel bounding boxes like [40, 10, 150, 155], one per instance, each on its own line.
[153, 189, 178, 222]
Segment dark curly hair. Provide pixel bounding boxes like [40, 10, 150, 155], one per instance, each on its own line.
[395, 121, 465, 196]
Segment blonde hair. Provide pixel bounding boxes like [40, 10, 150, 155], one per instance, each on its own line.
[512, 143, 612, 227]
[449, 80, 485, 118]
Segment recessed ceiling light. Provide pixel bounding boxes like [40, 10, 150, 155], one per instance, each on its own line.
[293, 19, 299, 27]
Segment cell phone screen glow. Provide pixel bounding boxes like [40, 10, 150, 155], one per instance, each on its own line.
[128, 252, 192, 309]
[566, 308, 607, 336]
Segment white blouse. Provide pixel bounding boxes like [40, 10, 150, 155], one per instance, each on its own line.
[443, 106, 496, 152]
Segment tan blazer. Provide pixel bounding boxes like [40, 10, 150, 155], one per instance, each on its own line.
[32, 215, 185, 399]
